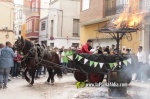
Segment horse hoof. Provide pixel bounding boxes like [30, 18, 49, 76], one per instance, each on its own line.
[28, 84, 33, 87]
[45, 81, 50, 84]
[27, 80, 30, 83]
[51, 80, 54, 84]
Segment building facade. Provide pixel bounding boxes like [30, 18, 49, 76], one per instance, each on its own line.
[25, 0, 40, 42]
[39, 0, 80, 48]
[80, 0, 142, 54]
[14, 0, 24, 39]
[0, 0, 15, 44]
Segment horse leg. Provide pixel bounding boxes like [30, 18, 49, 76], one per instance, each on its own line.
[51, 69, 56, 84]
[28, 68, 36, 87]
[24, 68, 30, 83]
[45, 68, 52, 84]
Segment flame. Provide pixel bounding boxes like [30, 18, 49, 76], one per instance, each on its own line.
[113, 0, 146, 29]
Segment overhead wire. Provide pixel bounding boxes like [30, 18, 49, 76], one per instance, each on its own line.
[1, 0, 58, 10]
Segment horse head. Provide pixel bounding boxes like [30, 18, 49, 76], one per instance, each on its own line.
[13, 36, 26, 53]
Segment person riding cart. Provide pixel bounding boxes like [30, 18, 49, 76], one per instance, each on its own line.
[80, 39, 93, 54]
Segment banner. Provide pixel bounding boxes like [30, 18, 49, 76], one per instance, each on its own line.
[84, 58, 88, 64]
[75, 55, 79, 59]
[127, 58, 131, 64]
[123, 60, 128, 66]
[90, 61, 94, 66]
[76, 54, 132, 69]
[109, 63, 114, 69]
[94, 62, 98, 68]
[113, 62, 117, 67]
[99, 63, 104, 69]
[78, 56, 83, 61]
[119, 62, 121, 65]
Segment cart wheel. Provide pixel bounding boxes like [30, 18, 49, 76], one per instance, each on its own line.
[74, 71, 86, 82]
[127, 75, 132, 84]
[89, 74, 104, 83]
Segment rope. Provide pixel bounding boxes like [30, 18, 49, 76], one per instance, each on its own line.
[41, 59, 79, 71]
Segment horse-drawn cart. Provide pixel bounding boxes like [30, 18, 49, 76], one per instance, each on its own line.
[73, 53, 137, 84]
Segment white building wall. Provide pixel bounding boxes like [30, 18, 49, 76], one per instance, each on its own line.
[40, 0, 50, 19]
[92, 39, 116, 49]
[39, 0, 80, 48]
[47, 38, 80, 48]
[60, 0, 80, 37]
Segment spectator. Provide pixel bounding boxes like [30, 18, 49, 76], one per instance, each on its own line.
[35, 65, 42, 79]
[98, 46, 103, 54]
[104, 47, 110, 54]
[80, 39, 93, 54]
[12, 51, 21, 78]
[67, 47, 73, 56]
[126, 49, 131, 55]
[136, 46, 146, 82]
[0, 41, 17, 89]
[61, 48, 68, 74]
[67, 47, 74, 68]
[0, 43, 4, 56]
[110, 44, 115, 52]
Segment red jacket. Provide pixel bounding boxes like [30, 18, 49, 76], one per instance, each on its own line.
[80, 43, 92, 54]
[14, 53, 21, 62]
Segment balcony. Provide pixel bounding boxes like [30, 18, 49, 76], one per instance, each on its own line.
[105, 4, 127, 17]
[25, 9, 40, 17]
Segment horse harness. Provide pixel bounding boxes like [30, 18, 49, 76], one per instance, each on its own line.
[21, 44, 46, 66]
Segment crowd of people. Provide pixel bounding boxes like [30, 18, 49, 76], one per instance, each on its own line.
[1, 39, 150, 89]
[80, 39, 131, 55]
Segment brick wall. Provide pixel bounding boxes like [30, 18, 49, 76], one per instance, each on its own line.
[24, 0, 31, 7]
[80, 0, 105, 23]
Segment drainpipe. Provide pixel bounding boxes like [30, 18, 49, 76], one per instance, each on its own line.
[57, 10, 59, 37]
[59, 10, 63, 37]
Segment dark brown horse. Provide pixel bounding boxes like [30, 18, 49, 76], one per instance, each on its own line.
[13, 37, 62, 86]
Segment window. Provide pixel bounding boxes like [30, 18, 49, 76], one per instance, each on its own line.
[41, 21, 46, 31]
[51, 20, 54, 36]
[36, 0, 38, 12]
[26, 20, 32, 33]
[14, 27, 16, 35]
[41, 41, 47, 45]
[16, 26, 19, 34]
[29, 20, 31, 32]
[19, 25, 22, 35]
[72, 43, 79, 47]
[19, 10, 22, 19]
[82, 0, 90, 11]
[50, 43, 54, 47]
[73, 19, 79, 37]
[35, 19, 39, 31]
[15, 12, 17, 20]
[29, 20, 32, 32]
[32, 2, 35, 12]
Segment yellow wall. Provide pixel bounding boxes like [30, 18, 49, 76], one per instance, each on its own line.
[80, 22, 108, 45]
[0, 31, 15, 44]
[22, 24, 26, 38]
[80, 22, 140, 53]
[121, 32, 140, 54]
[0, 2, 15, 44]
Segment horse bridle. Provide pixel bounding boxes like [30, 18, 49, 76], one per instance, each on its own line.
[21, 39, 26, 50]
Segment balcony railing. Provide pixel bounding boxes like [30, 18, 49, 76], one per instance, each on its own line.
[105, 4, 128, 17]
